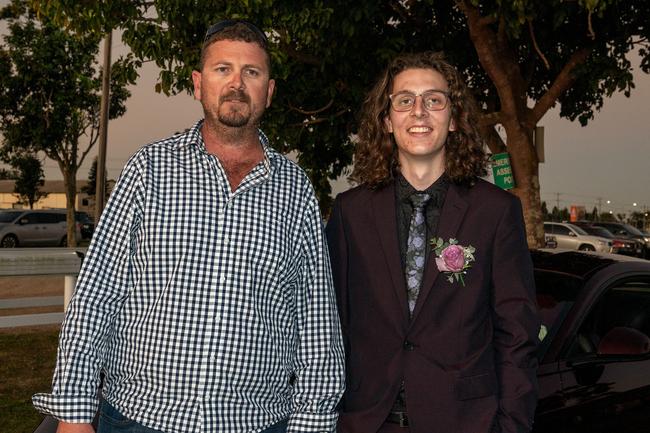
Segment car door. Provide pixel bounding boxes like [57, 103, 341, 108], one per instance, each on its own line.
[14, 212, 45, 246]
[40, 212, 66, 246]
[549, 278, 650, 433]
[546, 224, 578, 250]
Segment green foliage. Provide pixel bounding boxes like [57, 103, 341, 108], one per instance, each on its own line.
[27, 0, 650, 212]
[11, 154, 48, 209]
[82, 156, 109, 197]
[1, 0, 134, 244]
[0, 1, 133, 162]
[0, 167, 19, 180]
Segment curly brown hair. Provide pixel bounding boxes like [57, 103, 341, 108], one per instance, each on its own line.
[350, 51, 487, 188]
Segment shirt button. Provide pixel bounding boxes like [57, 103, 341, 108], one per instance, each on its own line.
[403, 340, 415, 351]
[220, 276, 226, 283]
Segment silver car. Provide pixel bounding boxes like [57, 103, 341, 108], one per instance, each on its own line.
[0, 209, 81, 247]
[543, 222, 612, 253]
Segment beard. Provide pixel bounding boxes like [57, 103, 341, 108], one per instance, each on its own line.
[217, 89, 253, 127]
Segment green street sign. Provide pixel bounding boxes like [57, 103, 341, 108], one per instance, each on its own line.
[491, 153, 515, 190]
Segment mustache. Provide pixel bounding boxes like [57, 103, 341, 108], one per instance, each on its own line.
[221, 90, 250, 103]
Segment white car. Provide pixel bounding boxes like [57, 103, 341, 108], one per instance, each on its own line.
[543, 222, 612, 253]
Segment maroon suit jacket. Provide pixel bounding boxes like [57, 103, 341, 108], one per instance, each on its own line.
[326, 179, 540, 433]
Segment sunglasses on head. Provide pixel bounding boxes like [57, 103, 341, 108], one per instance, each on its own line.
[204, 20, 269, 47]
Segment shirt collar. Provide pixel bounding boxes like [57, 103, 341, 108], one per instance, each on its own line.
[180, 119, 278, 172]
[395, 172, 449, 205]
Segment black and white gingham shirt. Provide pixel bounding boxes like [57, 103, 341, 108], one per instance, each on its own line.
[33, 120, 345, 433]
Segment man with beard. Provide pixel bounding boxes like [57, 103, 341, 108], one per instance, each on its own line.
[33, 21, 345, 433]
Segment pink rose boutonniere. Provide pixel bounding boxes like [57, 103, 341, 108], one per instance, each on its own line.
[431, 237, 476, 286]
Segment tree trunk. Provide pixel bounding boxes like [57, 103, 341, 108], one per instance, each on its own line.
[502, 124, 545, 248]
[62, 168, 77, 247]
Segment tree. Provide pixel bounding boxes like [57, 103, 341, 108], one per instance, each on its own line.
[31, 0, 650, 246]
[0, 0, 133, 246]
[0, 167, 18, 180]
[541, 201, 549, 220]
[82, 156, 108, 197]
[599, 212, 616, 222]
[10, 154, 48, 209]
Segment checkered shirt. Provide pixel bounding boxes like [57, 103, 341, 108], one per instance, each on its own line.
[32, 120, 345, 433]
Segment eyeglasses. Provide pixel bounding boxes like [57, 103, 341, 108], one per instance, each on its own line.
[204, 20, 269, 47]
[388, 90, 450, 112]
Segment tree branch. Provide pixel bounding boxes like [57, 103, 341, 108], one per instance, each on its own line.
[457, 0, 525, 117]
[479, 111, 503, 128]
[530, 46, 592, 124]
[288, 98, 334, 115]
[587, 11, 595, 40]
[78, 134, 97, 168]
[528, 20, 550, 70]
[290, 108, 348, 127]
[480, 123, 507, 154]
[277, 29, 321, 67]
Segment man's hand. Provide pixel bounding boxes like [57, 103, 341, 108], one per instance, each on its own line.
[56, 422, 95, 433]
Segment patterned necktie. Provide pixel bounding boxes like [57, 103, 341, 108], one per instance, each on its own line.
[405, 193, 431, 317]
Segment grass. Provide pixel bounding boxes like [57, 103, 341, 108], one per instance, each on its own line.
[0, 326, 60, 433]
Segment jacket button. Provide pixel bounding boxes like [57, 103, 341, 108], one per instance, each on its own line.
[403, 340, 414, 351]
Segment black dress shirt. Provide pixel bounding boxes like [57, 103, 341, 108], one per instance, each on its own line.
[395, 173, 449, 268]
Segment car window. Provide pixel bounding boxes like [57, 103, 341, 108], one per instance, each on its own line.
[621, 224, 644, 236]
[567, 279, 650, 358]
[549, 225, 572, 236]
[32, 213, 61, 224]
[586, 227, 614, 238]
[568, 224, 589, 236]
[535, 269, 584, 360]
[0, 211, 23, 223]
[20, 213, 39, 224]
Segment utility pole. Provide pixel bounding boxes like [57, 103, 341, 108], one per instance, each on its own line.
[95, 31, 112, 224]
[596, 197, 602, 221]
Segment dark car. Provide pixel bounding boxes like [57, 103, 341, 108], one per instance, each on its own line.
[590, 221, 650, 259]
[533, 250, 650, 433]
[75, 211, 94, 240]
[572, 222, 643, 257]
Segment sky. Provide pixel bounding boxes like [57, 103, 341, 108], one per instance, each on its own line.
[1, 11, 649, 217]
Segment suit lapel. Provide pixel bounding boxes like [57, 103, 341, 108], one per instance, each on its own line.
[372, 185, 409, 322]
[410, 183, 469, 323]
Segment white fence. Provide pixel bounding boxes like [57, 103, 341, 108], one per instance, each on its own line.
[0, 248, 85, 328]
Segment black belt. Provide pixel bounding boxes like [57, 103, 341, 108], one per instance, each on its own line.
[386, 411, 409, 428]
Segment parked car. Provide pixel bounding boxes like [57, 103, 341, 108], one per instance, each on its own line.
[533, 249, 650, 433]
[590, 221, 650, 259]
[0, 209, 83, 247]
[543, 222, 612, 253]
[76, 211, 95, 240]
[572, 222, 644, 257]
[544, 234, 558, 249]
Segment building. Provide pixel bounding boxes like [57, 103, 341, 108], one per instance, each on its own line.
[0, 180, 94, 213]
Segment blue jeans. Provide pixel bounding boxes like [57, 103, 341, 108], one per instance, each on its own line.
[260, 418, 288, 433]
[97, 400, 288, 433]
[97, 401, 163, 433]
